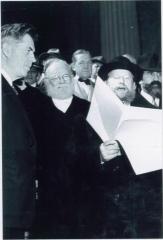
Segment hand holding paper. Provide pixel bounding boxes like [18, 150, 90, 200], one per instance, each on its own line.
[87, 77, 162, 174]
[100, 140, 121, 162]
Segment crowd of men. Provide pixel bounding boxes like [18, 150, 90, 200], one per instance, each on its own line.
[1, 23, 162, 239]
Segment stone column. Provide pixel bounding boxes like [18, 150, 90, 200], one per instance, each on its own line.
[100, 1, 140, 61]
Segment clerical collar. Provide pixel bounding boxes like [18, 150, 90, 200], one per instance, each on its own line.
[52, 96, 73, 113]
[1, 68, 13, 87]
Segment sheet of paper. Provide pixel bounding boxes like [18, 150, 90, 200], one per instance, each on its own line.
[116, 118, 162, 174]
[87, 77, 162, 174]
[87, 95, 109, 142]
[87, 77, 124, 141]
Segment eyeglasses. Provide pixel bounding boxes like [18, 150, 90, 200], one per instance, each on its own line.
[45, 74, 72, 83]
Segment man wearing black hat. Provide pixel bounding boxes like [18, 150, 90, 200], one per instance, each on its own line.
[99, 56, 157, 108]
[150, 80, 162, 108]
[97, 56, 162, 238]
[91, 56, 105, 82]
[99, 56, 138, 104]
[137, 53, 162, 108]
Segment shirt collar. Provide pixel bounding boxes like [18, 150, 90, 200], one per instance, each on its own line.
[1, 68, 13, 86]
[141, 90, 160, 106]
[52, 96, 73, 113]
[141, 90, 155, 104]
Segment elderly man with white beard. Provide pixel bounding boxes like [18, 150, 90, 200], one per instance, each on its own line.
[23, 58, 102, 239]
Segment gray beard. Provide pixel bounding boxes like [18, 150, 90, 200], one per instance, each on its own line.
[142, 83, 152, 93]
[46, 85, 73, 99]
[120, 89, 136, 104]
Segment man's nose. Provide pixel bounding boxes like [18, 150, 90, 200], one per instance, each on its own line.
[59, 76, 65, 83]
[118, 77, 125, 83]
[31, 53, 36, 63]
[153, 72, 159, 81]
[83, 63, 90, 69]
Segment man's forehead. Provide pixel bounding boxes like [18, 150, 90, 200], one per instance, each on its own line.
[76, 53, 91, 60]
[46, 61, 69, 74]
[93, 62, 102, 66]
[108, 69, 133, 76]
[18, 34, 35, 50]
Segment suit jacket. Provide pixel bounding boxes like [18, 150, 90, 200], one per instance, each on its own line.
[2, 76, 37, 229]
[18, 90, 102, 238]
[97, 94, 162, 238]
[73, 75, 94, 102]
[131, 92, 158, 108]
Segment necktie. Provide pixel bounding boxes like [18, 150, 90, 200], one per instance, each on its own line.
[78, 78, 91, 85]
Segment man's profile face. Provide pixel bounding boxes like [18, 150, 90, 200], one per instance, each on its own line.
[9, 34, 36, 79]
[73, 53, 92, 80]
[44, 61, 74, 99]
[142, 71, 155, 85]
[141, 71, 162, 92]
[106, 69, 136, 101]
[150, 83, 161, 98]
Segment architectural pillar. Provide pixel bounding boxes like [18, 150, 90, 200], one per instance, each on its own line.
[100, 1, 140, 61]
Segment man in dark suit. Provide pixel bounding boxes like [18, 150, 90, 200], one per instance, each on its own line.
[97, 56, 162, 238]
[1, 23, 37, 239]
[137, 53, 162, 109]
[71, 49, 94, 101]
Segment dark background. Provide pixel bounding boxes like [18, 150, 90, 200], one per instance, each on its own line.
[1, 1, 161, 63]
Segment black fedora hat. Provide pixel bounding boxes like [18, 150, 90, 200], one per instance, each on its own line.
[30, 63, 43, 73]
[92, 56, 105, 64]
[39, 48, 62, 65]
[98, 56, 142, 82]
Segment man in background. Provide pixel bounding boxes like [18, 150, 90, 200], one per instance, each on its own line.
[138, 53, 162, 108]
[71, 49, 94, 101]
[91, 56, 105, 82]
[149, 80, 162, 108]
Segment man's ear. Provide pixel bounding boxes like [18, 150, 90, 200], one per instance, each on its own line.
[71, 62, 76, 72]
[2, 41, 12, 58]
[133, 81, 136, 90]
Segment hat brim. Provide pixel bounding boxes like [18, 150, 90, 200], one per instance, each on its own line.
[39, 52, 62, 63]
[99, 60, 142, 82]
[141, 66, 161, 72]
[92, 60, 104, 64]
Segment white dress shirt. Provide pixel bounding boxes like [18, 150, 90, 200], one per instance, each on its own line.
[73, 75, 94, 102]
[1, 68, 13, 86]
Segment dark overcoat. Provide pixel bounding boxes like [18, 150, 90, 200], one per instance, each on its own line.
[2, 77, 37, 229]
[18, 89, 102, 238]
[97, 93, 162, 238]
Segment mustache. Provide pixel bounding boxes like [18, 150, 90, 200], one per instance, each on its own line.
[115, 85, 128, 90]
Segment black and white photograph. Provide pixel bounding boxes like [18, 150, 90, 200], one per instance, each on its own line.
[1, 0, 162, 239]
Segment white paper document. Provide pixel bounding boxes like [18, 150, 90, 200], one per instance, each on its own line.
[87, 77, 162, 175]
